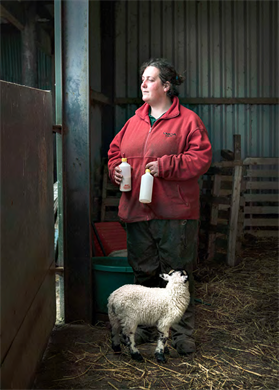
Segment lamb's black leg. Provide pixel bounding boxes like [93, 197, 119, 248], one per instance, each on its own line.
[122, 327, 144, 362]
[112, 340, 121, 353]
[127, 333, 144, 361]
[110, 319, 122, 353]
[155, 330, 168, 363]
[164, 346, 170, 355]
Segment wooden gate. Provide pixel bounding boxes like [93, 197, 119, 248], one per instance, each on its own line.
[0, 81, 55, 389]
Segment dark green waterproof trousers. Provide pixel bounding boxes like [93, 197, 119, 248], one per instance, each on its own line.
[126, 219, 198, 342]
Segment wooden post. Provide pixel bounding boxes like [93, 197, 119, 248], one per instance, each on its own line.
[207, 174, 221, 260]
[226, 134, 243, 265]
[227, 165, 243, 266]
[233, 134, 241, 161]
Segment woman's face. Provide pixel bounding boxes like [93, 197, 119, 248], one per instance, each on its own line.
[141, 66, 168, 105]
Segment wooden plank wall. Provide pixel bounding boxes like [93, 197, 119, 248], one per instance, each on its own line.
[204, 157, 278, 266]
[100, 166, 121, 222]
[0, 82, 55, 389]
[204, 166, 244, 265]
[243, 158, 279, 237]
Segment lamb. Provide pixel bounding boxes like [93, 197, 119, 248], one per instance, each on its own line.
[107, 269, 190, 363]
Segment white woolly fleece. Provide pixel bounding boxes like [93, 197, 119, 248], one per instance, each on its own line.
[107, 272, 190, 330]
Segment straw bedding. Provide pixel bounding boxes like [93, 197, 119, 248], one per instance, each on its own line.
[34, 237, 278, 389]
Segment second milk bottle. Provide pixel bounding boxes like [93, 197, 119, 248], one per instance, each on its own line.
[139, 169, 154, 203]
[119, 157, 131, 192]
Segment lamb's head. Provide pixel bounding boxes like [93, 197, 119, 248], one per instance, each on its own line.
[159, 269, 189, 285]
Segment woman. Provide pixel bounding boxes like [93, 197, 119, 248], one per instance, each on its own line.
[108, 58, 212, 355]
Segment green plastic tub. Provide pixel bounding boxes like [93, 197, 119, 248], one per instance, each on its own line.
[92, 257, 134, 314]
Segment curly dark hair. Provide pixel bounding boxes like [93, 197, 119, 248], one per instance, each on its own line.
[140, 58, 185, 98]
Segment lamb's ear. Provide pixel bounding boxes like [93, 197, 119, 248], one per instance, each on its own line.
[159, 273, 170, 282]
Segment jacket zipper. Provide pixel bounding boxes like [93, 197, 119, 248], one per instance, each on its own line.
[143, 112, 165, 156]
[141, 119, 164, 221]
[142, 116, 164, 157]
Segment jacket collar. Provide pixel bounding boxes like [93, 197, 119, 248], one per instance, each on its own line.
[135, 96, 180, 122]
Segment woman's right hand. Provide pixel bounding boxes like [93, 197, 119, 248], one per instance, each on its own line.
[114, 166, 123, 185]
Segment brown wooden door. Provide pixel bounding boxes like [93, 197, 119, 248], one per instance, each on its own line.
[0, 81, 55, 389]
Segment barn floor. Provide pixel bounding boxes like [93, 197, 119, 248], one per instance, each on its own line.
[33, 237, 279, 390]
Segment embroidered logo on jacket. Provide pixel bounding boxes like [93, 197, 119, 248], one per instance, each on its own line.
[163, 132, 177, 137]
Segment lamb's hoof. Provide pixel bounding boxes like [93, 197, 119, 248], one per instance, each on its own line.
[155, 352, 167, 363]
[131, 352, 144, 362]
[112, 344, 121, 353]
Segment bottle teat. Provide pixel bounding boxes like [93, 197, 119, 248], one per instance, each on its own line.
[122, 157, 127, 162]
[145, 169, 151, 173]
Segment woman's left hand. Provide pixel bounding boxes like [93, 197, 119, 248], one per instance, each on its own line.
[146, 161, 159, 177]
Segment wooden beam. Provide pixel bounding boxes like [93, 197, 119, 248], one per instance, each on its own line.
[221, 149, 234, 161]
[114, 97, 142, 105]
[244, 219, 278, 227]
[219, 189, 234, 196]
[0, 0, 25, 30]
[90, 89, 112, 106]
[244, 231, 279, 238]
[244, 194, 278, 202]
[243, 157, 279, 165]
[180, 98, 279, 105]
[213, 161, 243, 168]
[207, 174, 222, 260]
[245, 181, 278, 190]
[114, 97, 279, 106]
[233, 135, 241, 161]
[227, 165, 243, 266]
[245, 169, 279, 178]
[244, 206, 279, 214]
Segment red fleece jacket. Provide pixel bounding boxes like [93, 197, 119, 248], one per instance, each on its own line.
[108, 96, 212, 222]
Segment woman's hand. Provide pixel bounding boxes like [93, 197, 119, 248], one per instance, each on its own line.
[114, 166, 123, 185]
[146, 161, 159, 177]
